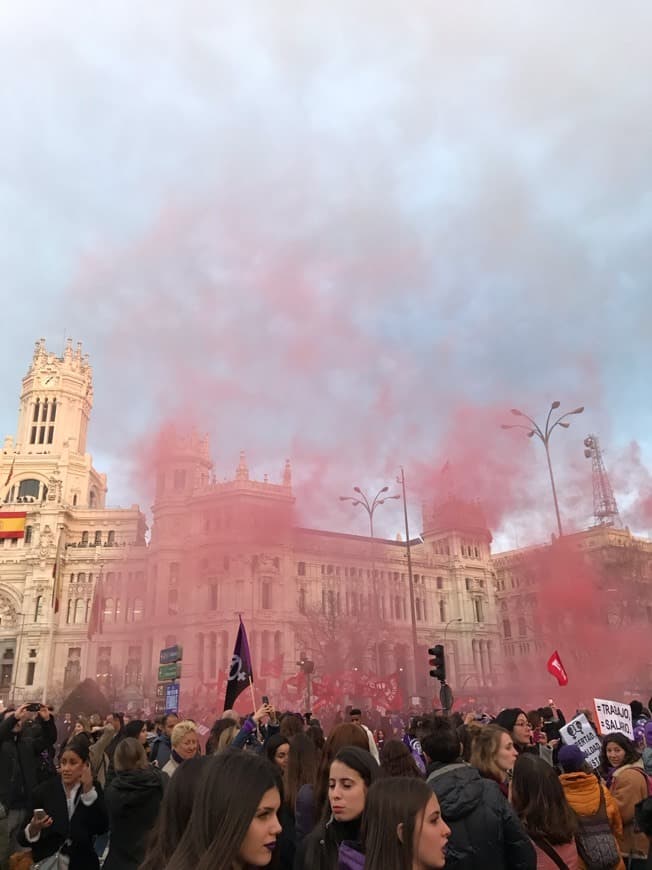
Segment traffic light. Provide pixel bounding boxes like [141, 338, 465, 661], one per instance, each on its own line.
[297, 657, 314, 675]
[428, 644, 446, 682]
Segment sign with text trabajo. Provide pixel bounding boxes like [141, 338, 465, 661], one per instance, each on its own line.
[593, 698, 634, 740]
[560, 713, 602, 769]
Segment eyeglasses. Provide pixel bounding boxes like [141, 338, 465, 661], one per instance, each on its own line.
[514, 720, 531, 728]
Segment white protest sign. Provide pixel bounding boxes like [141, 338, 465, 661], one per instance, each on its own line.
[593, 698, 634, 740]
[560, 713, 602, 770]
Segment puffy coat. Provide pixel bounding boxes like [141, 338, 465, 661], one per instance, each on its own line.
[0, 713, 58, 810]
[559, 771, 625, 870]
[610, 762, 650, 861]
[103, 766, 168, 870]
[427, 762, 536, 870]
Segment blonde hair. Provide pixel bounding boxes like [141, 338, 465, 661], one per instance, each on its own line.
[216, 724, 238, 752]
[171, 720, 198, 748]
[470, 724, 512, 783]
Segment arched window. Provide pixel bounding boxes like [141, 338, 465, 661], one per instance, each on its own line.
[103, 598, 114, 623]
[34, 596, 42, 622]
[115, 598, 121, 621]
[133, 598, 144, 622]
[94, 531, 102, 546]
[107, 530, 115, 546]
[18, 479, 40, 501]
[89, 490, 97, 508]
[298, 588, 306, 613]
[33, 400, 40, 423]
[74, 599, 85, 624]
[67, 599, 73, 624]
[416, 598, 422, 621]
[261, 579, 272, 610]
[81, 531, 89, 546]
[77, 573, 86, 584]
[439, 599, 446, 622]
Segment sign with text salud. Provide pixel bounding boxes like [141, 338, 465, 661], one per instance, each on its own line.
[560, 713, 602, 770]
[593, 698, 634, 740]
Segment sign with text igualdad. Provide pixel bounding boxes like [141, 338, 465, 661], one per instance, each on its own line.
[560, 713, 602, 769]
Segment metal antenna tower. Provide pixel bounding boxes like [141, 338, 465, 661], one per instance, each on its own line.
[584, 434, 621, 527]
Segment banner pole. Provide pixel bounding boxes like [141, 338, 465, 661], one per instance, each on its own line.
[248, 674, 256, 712]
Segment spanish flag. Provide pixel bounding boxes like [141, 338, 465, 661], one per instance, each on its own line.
[0, 511, 26, 539]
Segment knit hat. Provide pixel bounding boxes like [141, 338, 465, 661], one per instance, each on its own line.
[495, 708, 525, 734]
[558, 744, 586, 773]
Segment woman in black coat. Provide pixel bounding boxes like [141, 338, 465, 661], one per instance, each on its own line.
[103, 737, 168, 870]
[18, 736, 108, 870]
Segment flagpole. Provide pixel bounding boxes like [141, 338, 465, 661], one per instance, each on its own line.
[43, 525, 64, 704]
[248, 674, 256, 714]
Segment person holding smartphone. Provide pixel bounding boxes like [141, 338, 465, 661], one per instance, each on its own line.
[19, 736, 108, 869]
[0, 703, 58, 865]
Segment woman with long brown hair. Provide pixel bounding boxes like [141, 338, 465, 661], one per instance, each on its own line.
[294, 723, 369, 842]
[511, 753, 579, 869]
[470, 724, 518, 797]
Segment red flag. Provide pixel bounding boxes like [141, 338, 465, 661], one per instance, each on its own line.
[546, 650, 568, 686]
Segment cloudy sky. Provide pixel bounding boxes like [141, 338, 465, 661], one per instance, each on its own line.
[2, 2, 651, 545]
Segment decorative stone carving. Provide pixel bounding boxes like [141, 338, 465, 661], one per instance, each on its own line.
[0, 594, 18, 627]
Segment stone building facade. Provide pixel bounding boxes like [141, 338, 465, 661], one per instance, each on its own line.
[0, 339, 145, 706]
[10, 338, 650, 710]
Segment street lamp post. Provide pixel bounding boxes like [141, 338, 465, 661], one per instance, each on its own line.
[339, 485, 400, 616]
[501, 401, 584, 538]
[397, 467, 421, 698]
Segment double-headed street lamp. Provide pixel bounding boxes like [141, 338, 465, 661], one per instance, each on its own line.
[339, 485, 401, 538]
[339, 485, 400, 616]
[501, 401, 584, 538]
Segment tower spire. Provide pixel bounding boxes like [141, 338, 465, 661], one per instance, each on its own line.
[236, 450, 249, 481]
[584, 435, 621, 527]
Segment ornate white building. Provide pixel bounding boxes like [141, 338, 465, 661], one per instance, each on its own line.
[0, 339, 145, 706]
[1, 338, 505, 709]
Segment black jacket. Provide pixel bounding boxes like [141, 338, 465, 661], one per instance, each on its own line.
[103, 766, 168, 870]
[0, 713, 58, 809]
[17, 776, 108, 870]
[426, 762, 536, 870]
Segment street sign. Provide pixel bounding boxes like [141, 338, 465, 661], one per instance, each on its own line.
[165, 682, 180, 714]
[160, 644, 183, 665]
[158, 662, 181, 682]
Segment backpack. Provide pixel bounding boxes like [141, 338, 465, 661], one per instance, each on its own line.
[573, 785, 620, 870]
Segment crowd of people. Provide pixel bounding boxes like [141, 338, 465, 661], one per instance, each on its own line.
[0, 695, 651, 869]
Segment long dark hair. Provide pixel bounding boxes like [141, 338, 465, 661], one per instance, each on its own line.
[362, 777, 436, 870]
[286, 732, 318, 813]
[380, 740, 422, 778]
[600, 732, 641, 775]
[313, 723, 369, 819]
[303, 748, 380, 870]
[164, 749, 282, 870]
[511, 754, 576, 845]
[265, 734, 290, 770]
[140, 756, 210, 870]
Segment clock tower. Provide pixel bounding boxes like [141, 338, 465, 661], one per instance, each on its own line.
[3, 337, 106, 508]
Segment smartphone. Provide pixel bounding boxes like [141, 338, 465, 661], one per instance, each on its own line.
[262, 695, 270, 706]
[25, 703, 41, 713]
[33, 809, 47, 822]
